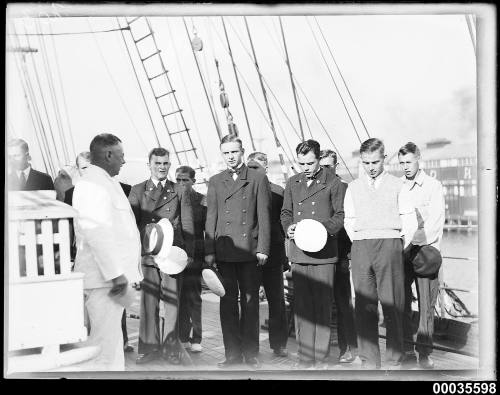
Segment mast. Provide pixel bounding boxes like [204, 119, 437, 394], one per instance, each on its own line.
[279, 17, 304, 142]
[221, 17, 256, 150]
[244, 17, 288, 182]
[182, 18, 222, 140]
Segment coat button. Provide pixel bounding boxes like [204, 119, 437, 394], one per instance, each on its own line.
[298, 212, 301, 215]
[317, 180, 320, 184]
[166, 208, 170, 211]
[311, 202, 315, 205]
[152, 218, 156, 222]
[163, 197, 167, 200]
[312, 211, 315, 215]
[226, 210, 230, 214]
[242, 196, 246, 199]
[226, 222, 230, 225]
[242, 222, 246, 225]
[242, 233, 247, 237]
[298, 202, 302, 206]
[242, 209, 246, 213]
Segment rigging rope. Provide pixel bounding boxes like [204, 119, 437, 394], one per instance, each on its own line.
[116, 17, 162, 148]
[218, 16, 256, 150]
[207, 17, 298, 167]
[306, 17, 363, 145]
[9, 26, 130, 36]
[295, 78, 354, 180]
[22, 23, 62, 171]
[87, 18, 149, 152]
[48, 22, 77, 159]
[182, 17, 222, 139]
[165, 17, 209, 170]
[10, 26, 54, 176]
[464, 15, 476, 57]
[226, 18, 302, 142]
[314, 16, 371, 139]
[36, 19, 71, 164]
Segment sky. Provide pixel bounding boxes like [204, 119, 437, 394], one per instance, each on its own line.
[6, 4, 478, 187]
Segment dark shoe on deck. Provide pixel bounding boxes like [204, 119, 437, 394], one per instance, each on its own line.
[339, 349, 355, 363]
[217, 356, 243, 368]
[245, 356, 261, 369]
[136, 351, 159, 365]
[124, 344, 134, 353]
[272, 347, 288, 358]
[419, 355, 435, 369]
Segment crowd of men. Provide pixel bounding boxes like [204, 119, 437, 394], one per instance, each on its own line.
[7, 134, 445, 372]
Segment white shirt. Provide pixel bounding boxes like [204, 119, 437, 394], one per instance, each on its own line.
[229, 162, 244, 180]
[151, 178, 166, 189]
[401, 170, 445, 250]
[73, 165, 142, 289]
[344, 170, 417, 247]
[16, 166, 31, 181]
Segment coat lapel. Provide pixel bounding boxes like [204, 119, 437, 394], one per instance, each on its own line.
[154, 180, 177, 210]
[143, 179, 157, 205]
[299, 168, 327, 202]
[225, 165, 249, 200]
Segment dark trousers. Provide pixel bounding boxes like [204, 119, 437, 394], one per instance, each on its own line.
[138, 264, 182, 355]
[260, 261, 288, 351]
[218, 261, 260, 360]
[293, 263, 335, 363]
[179, 268, 203, 344]
[351, 238, 404, 368]
[334, 259, 358, 353]
[403, 257, 439, 357]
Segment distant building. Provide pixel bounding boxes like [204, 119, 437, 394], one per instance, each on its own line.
[337, 138, 478, 227]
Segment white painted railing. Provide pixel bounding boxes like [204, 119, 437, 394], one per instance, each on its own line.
[7, 191, 98, 373]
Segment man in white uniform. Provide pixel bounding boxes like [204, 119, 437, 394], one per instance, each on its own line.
[73, 133, 142, 370]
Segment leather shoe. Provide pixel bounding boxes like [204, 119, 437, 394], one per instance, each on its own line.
[339, 350, 355, 363]
[245, 356, 261, 369]
[166, 354, 182, 365]
[217, 357, 243, 368]
[401, 353, 418, 368]
[124, 344, 134, 353]
[136, 352, 159, 364]
[419, 355, 435, 369]
[272, 347, 288, 357]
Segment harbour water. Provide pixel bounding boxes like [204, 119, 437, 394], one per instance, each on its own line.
[440, 230, 478, 316]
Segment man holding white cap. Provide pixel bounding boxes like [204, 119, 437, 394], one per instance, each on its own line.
[281, 139, 345, 369]
[73, 133, 141, 370]
[129, 147, 195, 365]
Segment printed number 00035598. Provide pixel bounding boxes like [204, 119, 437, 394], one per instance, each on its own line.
[433, 383, 496, 394]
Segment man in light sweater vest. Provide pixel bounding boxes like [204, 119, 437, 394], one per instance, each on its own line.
[344, 138, 417, 369]
[399, 142, 445, 370]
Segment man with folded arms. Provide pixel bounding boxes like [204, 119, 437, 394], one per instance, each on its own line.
[205, 134, 272, 369]
[73, 133, 141, 370]
[344, 138, 417, 369]
[399, 142, 445, 370]
[281, 139, 345, 369]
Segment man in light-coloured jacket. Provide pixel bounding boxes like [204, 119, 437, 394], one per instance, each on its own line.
[73, 133, 142, 370]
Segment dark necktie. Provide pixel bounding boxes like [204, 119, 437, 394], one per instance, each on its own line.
[19, 172, 27, 189]
[153, 182, 163, 199]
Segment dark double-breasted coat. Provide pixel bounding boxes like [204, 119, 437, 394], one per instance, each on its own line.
[281, 167, 345, 264]
[204, 164, 272, 263]
[129, 179, 194, 262]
